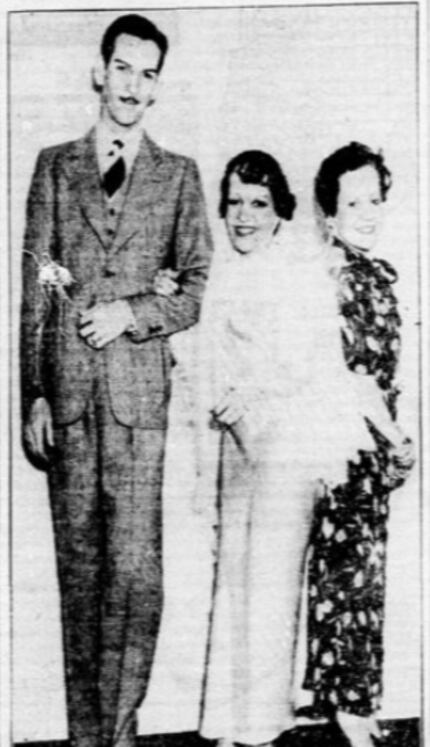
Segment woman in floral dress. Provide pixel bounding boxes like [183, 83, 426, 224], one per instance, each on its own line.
[303, 142, 415, 747]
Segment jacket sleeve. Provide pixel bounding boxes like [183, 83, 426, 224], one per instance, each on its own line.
[20, 149, 55, 421]
[127, 158, 213, 341]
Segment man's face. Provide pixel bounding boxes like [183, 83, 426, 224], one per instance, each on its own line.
[100, 33, 161, 129]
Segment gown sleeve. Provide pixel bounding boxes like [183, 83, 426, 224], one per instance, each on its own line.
[237, 256, 389, 485]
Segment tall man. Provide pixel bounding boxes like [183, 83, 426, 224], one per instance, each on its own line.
[20, 14, 212, 747]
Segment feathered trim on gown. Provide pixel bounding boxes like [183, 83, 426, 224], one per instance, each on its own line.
[189, 220, 384, 511]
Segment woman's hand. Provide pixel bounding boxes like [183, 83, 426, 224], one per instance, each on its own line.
[390, 436, 415, 472]
[211, 387, 248, 427]
[383, 434, 416, 489]
[377, 419, 410, 451]
[210, 393, 258, 464]
[359, 380, 413, 456]
[154, 269, 180, 297]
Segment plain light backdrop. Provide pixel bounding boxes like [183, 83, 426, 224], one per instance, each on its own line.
[10, 3, 421, 741]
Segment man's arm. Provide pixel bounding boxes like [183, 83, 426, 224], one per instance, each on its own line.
[126, 158, 213, 341]
[23, 397, 54, 464]
[77, 159, 213, 347]
[20, 150, 55, 462]
[20, 150, 55, 415]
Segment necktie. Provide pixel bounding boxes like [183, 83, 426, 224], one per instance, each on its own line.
[102, 139, 126, 197]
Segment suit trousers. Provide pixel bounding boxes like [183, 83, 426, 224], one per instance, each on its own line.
[48, 354, 165, 747]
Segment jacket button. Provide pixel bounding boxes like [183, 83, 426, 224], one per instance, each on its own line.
[103, 267, 117, 277]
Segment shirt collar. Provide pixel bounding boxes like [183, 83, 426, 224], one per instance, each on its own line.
[96, 121, 144, 172]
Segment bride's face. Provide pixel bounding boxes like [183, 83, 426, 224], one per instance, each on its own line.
[225, 173, 280, 255]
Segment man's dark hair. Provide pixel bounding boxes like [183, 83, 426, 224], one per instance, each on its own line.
[219, 150, 297, 221]
[101, 14, 168, 71]
[315, 141, 392, 217]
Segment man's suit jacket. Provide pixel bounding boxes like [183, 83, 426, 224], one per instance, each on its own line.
[20, 128, 213, 429]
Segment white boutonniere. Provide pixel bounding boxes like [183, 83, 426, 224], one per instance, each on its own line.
[25, 251, 75, 302]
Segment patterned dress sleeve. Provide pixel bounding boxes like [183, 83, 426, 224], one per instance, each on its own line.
[336, 248, 411, 489]
[337, 251, 401, 418]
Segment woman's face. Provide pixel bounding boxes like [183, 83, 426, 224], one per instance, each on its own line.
[331, 164, 384, 251]
[225, 172, 280, 255]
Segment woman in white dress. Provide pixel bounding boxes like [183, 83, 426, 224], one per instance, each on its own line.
[154, 150, 406, 747]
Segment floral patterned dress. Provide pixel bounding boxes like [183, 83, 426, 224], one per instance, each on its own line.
[303, 238, 411, 717]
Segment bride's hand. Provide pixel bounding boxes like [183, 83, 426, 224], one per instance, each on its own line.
[211, 387, 248, 427]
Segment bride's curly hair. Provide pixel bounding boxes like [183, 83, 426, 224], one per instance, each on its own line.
[219, 150, 297, 221]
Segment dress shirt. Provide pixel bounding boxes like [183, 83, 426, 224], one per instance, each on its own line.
[96, 121, 144, 334]
[96, 121, 143, 182]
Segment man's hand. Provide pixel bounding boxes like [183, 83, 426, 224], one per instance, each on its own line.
[24, 397, 54, 462]
[154, 269, 180, 297]
[79, 300, 135, 349]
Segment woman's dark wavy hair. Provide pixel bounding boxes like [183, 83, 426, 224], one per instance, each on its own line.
[315, 141, 392, 217]
[101, 14, 168, 71]
[219, 150, 296, 221]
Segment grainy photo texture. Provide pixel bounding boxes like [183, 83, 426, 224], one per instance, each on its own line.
[7, 4, 425, 747]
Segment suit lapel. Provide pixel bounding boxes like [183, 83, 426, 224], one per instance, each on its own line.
[60, 129, 166, 254]
[109, 132, 164, 255]
[61, 128, 107, 249]
[77, 130, 107, 247]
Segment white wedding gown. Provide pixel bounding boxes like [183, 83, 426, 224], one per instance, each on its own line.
[198, 223, 379, 744]
[136, 323, 215, 735]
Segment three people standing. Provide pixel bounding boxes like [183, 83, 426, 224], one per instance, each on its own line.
[20, 13, 415, 747]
